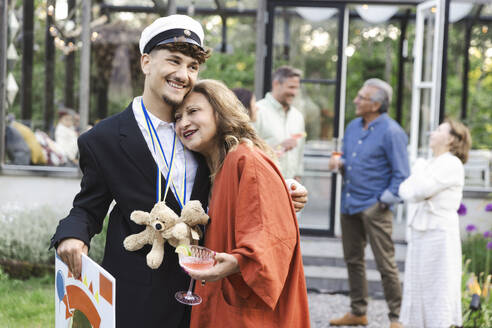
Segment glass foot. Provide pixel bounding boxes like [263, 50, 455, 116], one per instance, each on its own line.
[175, 291, 202, 306]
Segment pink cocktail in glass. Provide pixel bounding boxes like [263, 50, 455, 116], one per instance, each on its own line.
[175, 245, 215, 306]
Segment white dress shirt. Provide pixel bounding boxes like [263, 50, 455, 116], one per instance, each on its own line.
[132, 96, 198, 204]
[254, 93, 305, 179]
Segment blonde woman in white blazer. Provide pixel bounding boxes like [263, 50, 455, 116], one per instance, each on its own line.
[398, 119, 471, 328]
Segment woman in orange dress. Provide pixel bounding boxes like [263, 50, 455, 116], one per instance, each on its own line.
[174, 79, 310, 328]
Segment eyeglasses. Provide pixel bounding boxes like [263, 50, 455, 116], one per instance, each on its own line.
[355, 94, 373, 102]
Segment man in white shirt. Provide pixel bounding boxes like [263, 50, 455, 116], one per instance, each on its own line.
[255, 66, 306, 181]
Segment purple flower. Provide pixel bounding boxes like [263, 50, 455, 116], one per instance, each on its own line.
[458, 203, 467, 216]
[484, 231, 492, 239]
[466, 224, 477, 232]
[487, 241, 492, 250]
[485, 203, 492, 212]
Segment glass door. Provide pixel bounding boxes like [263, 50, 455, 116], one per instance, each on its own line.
[410, 0, 446, 163]
[264, 1, 348, 236]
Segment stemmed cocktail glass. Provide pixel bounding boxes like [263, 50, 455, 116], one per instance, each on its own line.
[175, 245, 215, 305]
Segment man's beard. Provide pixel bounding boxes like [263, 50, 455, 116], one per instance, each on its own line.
[161, 87, 192, 107]
[162, 94, 182, 107]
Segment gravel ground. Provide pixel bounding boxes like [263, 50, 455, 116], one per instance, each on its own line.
[308, 293, 391, 328]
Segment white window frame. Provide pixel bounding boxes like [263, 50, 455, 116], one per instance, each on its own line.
[409, 0, 447, 164]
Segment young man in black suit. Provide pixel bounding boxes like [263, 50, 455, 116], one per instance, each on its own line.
[52, 15, 211, 328]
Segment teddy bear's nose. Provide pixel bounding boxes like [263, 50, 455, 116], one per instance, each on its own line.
[155, 223, 162, 231]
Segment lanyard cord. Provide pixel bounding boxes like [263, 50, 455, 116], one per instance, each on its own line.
[141, 99, 187, 207]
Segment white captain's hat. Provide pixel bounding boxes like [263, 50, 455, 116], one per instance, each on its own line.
[139, 15, 205, 54]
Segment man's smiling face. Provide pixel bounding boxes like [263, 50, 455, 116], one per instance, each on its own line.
[142, 48, 200, 107]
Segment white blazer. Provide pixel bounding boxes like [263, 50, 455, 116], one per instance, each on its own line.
[399, 152, 464, 231]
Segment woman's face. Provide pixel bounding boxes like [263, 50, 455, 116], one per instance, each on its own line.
[175, 92, 218, 157]
[429, 122, 452, 150]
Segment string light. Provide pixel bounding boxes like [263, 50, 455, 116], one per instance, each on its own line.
[187, 1, 196, 16]
[47, 5, 55, 16]
[237, 0, 245, 13]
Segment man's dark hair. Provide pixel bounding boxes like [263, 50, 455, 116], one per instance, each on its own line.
[232, 88, 254, 118]
[151, 43, 211, 64]
[272, 66, 302, 84]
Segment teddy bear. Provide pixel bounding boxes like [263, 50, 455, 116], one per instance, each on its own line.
[123, 200, 209, 269]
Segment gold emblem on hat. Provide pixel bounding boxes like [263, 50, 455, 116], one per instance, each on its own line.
[184, 29, 191, 37]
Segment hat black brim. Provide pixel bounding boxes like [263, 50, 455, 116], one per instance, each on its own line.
[155, 38, 204, 51]
[143, 28, 204, 54]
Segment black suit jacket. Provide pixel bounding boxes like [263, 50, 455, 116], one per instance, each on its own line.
[51, 103, 211, 328]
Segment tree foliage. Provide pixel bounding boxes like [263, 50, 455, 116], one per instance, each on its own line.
[5, 3, 492, 149]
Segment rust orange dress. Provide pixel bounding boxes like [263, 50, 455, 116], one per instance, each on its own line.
[190, 143, 310, 328]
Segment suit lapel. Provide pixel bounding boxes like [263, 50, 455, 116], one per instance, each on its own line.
[119, 103, 180, 210]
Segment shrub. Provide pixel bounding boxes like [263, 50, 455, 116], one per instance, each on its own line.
[0, 203, 108, 278]
[462, 230, 490, 276]
[0, 204, 61, 264]
[461, 259, 492, 327]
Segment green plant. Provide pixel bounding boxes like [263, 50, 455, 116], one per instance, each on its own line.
[0, 267, 8, 281]
[0, 273, 54, 327]
[461, 259, 492, 327]
[88, 218, 109, 264]
[0, 204, 62, 264]
[200, 51, 255, 90]
[0, 204, 108, 279]
[462, 230, 490, 277]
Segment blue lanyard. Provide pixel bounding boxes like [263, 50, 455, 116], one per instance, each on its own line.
[141, 99, 187, 207]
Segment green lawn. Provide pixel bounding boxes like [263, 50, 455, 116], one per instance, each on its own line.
[0, 273, 54, 327]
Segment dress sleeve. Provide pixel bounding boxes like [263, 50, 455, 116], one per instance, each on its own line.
[399, 155, 463, 203]
[50, 135, 113, 249]
[229, 154, 298, 310]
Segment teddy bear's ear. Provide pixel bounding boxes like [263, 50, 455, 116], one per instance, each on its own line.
[181, 201, 204, 217]
[130, 211, 151, 225]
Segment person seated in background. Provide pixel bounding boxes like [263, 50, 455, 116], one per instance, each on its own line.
[55, 108, 79, 165]
[35, 130, 67, 166]
[10, 115, 47, 165]
[5, 114, 31, 165]
[232, 88, 259, 122]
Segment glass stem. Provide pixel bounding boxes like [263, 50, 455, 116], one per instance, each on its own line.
[186, 278, 195, 296]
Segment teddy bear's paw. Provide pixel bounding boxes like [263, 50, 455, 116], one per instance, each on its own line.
[146, 252, 163, 269]
[130, 210, 150, 225]
[123, 235, 142, 251]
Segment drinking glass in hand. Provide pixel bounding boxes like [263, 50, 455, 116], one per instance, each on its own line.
[175, 245, 215, 306]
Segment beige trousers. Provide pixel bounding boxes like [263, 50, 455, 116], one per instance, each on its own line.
[341, 202, 402, 322]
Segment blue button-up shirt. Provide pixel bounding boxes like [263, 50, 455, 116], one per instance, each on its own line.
[341, 113, 409, 215]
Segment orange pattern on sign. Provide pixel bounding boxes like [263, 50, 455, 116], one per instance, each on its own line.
[99, 273, 113, 305]
[66, 285, 101, 328]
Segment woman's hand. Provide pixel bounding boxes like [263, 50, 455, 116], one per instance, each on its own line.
[285, 179, 308, 212]
[186, 252, 240, 282]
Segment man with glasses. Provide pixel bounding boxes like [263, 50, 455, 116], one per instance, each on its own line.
[328, 78, 409, 328]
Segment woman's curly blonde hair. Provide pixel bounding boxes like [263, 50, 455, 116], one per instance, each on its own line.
[185, 79, 275, 180]
[446, 119, 471, 164]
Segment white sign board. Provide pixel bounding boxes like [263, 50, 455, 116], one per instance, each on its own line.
[55, 253, 115, 328]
